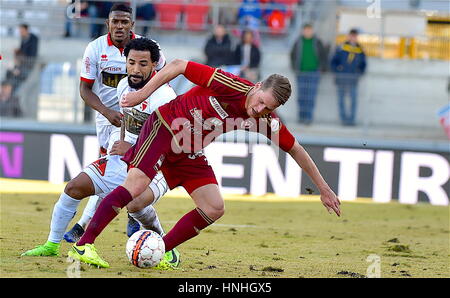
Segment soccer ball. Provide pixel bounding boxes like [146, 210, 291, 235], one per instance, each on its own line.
[126, 230, 165, 268]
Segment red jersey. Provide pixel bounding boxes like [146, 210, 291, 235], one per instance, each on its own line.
[156, 61, 295, 153]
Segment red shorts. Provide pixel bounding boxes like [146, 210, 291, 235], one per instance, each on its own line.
[122, 112, 217, 194]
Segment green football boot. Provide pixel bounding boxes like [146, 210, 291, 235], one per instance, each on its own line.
[153, 248, 181, 270]
[21, 241, 60, 257]
[68, 243, 110, 268]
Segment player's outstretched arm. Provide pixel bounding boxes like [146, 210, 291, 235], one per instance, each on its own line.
[288, 141, 341, 217]
[121, 59, 188, 107]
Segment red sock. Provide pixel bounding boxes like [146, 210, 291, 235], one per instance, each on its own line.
[163, 208, 214, 252]
[77, 186, 133, 246]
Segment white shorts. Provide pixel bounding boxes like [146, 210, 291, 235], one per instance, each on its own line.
[96, 123, 115, 150]
[83, 154, 168, 205]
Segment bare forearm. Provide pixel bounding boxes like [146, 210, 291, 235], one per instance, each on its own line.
[289, 141, 341, 216]
[288, 142, 329, 190]
[80, 81, 121, 127]
[80, 83, 108, 115]
[140, 59, 188, 99]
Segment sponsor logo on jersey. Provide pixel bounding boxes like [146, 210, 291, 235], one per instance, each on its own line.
[183, 120, 203, 136]
[101, 54, 108, 61]
[261, 115, 281, 133]
[209, 96, 229, 119]
[101, 72, 127, 88]
[203, 117, 223, 130]
[153, 154, 165, 172]
[270, 119, 281, 133]
[84, 57, 91, 74]
[190, 108, 203, 125]
[103, 66, 122, 72]
[190, 108, 223, 130]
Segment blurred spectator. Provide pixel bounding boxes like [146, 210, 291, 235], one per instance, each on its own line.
[238, 0, 263, 30]
[212, 0, 238, 25]
[204, 24, 233, 67]
[290, 23, 326, 124]
[5, 52, 29, 93]
[6, 24, 39, 94]
[331, 28, 367, 126]
[234, 30, 261, 82]
[136, 2, 156, 36]
[91, 1, 114, 38]
[0, 80, 22, 118]
[64, 1, 100, 38]
[16, 24, 39, 65]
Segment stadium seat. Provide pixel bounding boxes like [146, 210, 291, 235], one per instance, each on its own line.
[184, 0, 210, 31]
[266, 9, 286, 35]
[154, 0, 184, 30]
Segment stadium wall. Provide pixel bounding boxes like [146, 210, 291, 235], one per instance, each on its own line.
[1, 125, 448, 206]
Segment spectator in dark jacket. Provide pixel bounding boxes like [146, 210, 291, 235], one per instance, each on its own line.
[16, 24, 39, 71]
[17, 24, 39, 59]
[0, 80, 22, 118]
[234, 30, 261, 82]
[331, 28, 367, 126]
[6, 24, 39, 94]
[204, 25, 233, 67]
[290, 23, 327, 124]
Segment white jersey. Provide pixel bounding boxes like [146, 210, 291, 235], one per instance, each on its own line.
[83, 77, 176, 203]
[109, 76, 177, 151]
[80, 32, 166, 128]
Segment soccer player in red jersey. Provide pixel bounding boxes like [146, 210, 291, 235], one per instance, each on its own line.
[69, 59, 341, 268]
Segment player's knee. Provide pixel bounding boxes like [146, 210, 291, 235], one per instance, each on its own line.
[126, 190, 153, 213]
[64, 173, 94, 200]
[123, 169, 151, 198]
[203, 203, 225, 221]
[64, 181, 85, 200]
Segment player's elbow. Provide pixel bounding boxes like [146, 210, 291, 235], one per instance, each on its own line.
[169, 59, 188, 73]
[287, 140, 302, 156]
[79, 81, 93, 101]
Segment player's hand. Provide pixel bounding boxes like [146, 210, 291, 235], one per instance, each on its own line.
[319, 186, 341, 217]
[121, 90, 146, 108]
[110, 140, 132, 156]
[103, 109, 122, 127]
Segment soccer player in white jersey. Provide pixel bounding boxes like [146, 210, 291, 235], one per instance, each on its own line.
[22, 37, 181, 269]
[64, 3, 167, 242]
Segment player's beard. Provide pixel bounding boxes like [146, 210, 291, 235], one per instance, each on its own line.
[128, 75, 150, 90]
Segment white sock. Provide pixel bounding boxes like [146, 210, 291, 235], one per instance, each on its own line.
[77, 195, 101, 229]
[47, 192, 81, 243]
[129, 205, 165, 236]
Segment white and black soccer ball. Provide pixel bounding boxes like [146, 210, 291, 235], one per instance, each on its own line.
[126, 230, 165, 268]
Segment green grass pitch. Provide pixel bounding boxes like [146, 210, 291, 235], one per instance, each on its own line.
[1, 193, 449, 278]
